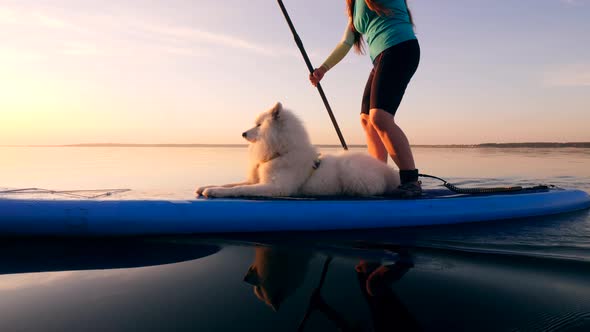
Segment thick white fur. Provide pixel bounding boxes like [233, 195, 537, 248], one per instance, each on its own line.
[195, 102, 400, 198]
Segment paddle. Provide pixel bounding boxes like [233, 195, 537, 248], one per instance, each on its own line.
[297, 256, 361, 331]
[297, 256, 333, 331]
[276, 0, 349, 150]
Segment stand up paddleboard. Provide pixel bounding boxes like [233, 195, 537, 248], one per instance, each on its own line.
[0, 186, 588, 236]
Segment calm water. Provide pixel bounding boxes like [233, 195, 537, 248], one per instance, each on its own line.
[0, 146, 589, 331]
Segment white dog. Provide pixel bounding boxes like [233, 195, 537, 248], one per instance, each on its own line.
[195, 102, 400, 198]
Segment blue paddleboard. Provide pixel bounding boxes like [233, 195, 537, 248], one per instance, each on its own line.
[0, 187, 588, 236]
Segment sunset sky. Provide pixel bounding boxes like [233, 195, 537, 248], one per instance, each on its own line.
[1, 0, 589, 145]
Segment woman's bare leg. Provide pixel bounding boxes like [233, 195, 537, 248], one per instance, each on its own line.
[360, 113, 388, 163]
[368, 108, 415, 171]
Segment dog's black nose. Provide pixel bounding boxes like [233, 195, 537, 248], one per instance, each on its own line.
[242, 132, 247, 138]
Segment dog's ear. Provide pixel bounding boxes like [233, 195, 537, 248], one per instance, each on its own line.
[271, 102, 282, 119]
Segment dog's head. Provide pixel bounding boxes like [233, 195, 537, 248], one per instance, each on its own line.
[242, 102, 311, 160]
[242, 102, 283, 144]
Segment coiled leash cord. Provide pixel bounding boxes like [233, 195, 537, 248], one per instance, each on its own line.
[0, 188, 131, 199]
[419, 173, 551, 194]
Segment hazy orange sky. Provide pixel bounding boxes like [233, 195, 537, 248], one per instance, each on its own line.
[1, 0, 589, 145]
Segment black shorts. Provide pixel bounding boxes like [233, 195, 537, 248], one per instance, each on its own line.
[361, 39, 420, 116]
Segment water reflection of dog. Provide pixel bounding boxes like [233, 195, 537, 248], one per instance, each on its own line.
[244, 245, 421, 331]
[243, 246, 312, 311]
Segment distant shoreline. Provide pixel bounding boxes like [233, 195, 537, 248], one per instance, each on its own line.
[2, 142, 590, 148]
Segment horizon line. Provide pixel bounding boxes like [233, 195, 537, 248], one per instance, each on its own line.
[1, 142, 590, 148]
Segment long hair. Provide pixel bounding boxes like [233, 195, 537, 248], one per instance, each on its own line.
[346, 0, 415, 54]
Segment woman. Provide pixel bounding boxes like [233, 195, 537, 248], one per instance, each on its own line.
[310, 0, 421, 197]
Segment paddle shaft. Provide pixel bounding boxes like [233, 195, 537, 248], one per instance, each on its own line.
[276, 0, 348, 150]
[297, 256, 333, 332]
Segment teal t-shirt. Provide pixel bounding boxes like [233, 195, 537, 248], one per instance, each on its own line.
[353, 0, 416, 61]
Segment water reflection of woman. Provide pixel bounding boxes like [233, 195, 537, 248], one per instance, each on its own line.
[355, 259, 421, 331]
[300, 251, 421, 331]
[243, 246, 421, 331]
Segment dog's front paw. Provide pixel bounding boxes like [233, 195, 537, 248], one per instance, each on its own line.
[195, 186, 209, 197]
[202, 187, 225, 198]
